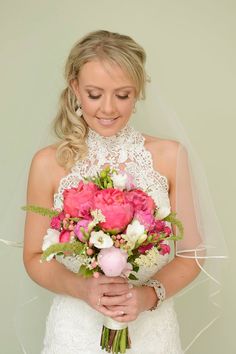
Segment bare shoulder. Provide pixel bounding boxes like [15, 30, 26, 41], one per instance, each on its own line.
[29, 145, 67, 194]
[143, 133, 180, 183]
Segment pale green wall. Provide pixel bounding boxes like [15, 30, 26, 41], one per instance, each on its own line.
[0, 1, 235, 353]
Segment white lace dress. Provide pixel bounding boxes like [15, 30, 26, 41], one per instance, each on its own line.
[42, 125, 183, 354]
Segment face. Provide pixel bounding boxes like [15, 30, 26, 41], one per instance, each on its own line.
[71, 60, 137, 136]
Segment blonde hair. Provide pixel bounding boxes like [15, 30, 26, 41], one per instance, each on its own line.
[54, 30, 148, 169]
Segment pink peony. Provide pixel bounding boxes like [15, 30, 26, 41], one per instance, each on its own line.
[126, 189, 156, 214]
[159, 243, 171, 255]
[74, 219, 91, 242]
[98, 246, 130, 276]
[63, 181, 98, 218]
[93, 189, 134, 233]
[59, 229, 71, 243]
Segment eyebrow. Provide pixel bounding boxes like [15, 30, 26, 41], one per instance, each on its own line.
[84, 85, 135, 91]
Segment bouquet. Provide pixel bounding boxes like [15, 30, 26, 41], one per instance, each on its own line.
[23, 167, 183, 354]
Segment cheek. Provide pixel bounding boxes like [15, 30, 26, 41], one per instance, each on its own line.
[80, 98, 98, 114]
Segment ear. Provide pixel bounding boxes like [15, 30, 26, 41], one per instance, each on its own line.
[70, 79, 81, 101]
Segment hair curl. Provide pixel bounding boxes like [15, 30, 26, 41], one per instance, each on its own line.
[54, 30, 148, 169]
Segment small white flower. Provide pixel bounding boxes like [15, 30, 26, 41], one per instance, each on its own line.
[42, 228, 60, 251]
[156, 206, 170, 220]
[123, 220, 147, 250]
[111, 173, 128, 190]
[90, 230, 113, 249]
[89, 209, 106, 231]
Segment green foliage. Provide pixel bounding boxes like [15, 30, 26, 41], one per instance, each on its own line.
[79, 265, 94, 278]
[22, 205, 59, 218]
[164, 212, 184, 240]
[41, 241, 85, 261]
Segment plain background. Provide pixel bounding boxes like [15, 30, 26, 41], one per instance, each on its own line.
[0, 1, 235, 353]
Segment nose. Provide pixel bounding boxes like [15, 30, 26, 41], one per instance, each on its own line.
[100, 95, 117, 116]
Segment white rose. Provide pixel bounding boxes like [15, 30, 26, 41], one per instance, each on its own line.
[90, 230, 113, 249]
[111, 173, 128, 190]
[156, 206, 170, 220]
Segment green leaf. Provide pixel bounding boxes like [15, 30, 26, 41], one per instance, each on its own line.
[128, 273, 138, 281]
[22, 205, 59, 218]
[164, 212, 184, 240]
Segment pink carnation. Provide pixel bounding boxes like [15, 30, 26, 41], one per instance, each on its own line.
[159, 243, 171, 255]
[126, 189, 156, 214]
[63, 181, 98, 218]
[50, 211, 65, 230]
[93, 189, 134, 233]
[98, 246, 130, 276]
[138, 243, 154, 254]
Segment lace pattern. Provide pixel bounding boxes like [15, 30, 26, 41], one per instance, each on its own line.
[54, 125, 170, 211]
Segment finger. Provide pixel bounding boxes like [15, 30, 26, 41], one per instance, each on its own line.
[97, 306, 125, 318]
[98, 275, 128, 284]
[102, 283, 133, 296]
[101, 292, 133, 307]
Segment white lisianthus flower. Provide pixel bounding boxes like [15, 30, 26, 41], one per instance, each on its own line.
[90, 230, 113, 249]
[111, 173, 128, 190]
[42, 228, 60, 261]
[123, 220, 147, 250]
[156, 206, 170, 220]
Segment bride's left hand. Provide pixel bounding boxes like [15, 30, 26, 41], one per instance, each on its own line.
[104, 285, 157, 322]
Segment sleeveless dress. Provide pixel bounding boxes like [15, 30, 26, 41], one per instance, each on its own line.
[42, 125, 183, 354]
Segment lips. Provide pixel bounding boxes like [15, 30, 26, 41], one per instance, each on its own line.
[96, 117, 119, 126]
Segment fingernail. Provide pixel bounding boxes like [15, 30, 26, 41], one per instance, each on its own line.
[119, 311, 125, 316]
[128, 283, 133, 289]
[127, 292, 132, 298]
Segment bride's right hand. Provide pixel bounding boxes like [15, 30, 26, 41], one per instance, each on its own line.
[79, 274, 131, 317]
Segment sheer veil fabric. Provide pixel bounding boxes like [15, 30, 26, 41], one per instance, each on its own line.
[0, 81, 228, 353]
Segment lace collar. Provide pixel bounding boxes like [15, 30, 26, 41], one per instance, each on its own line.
[86, 124, 143, 150]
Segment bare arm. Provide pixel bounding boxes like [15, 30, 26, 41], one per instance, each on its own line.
[110, 139, 201, 322]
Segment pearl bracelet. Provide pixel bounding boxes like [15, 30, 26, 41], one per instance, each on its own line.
[143, 279, 166, 311]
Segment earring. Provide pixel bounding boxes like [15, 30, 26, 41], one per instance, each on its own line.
[76, 101, 83, 117]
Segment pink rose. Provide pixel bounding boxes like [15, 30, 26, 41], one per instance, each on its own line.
[126, 189, 156, 214]
[93, 189, 134, 233]
[159, 242, 171, 255]
[63, 181, 98, 218]
[59, 229, 71, 243]
[74, 219, 91, 242]
[98, 246, 130, 276]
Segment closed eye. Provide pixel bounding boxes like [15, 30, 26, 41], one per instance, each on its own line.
[88, 94, 101, 99]
[117, 95, 129, 100]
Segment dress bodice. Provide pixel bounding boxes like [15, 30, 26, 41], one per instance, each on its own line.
[54, 125, 171, 281]
[54, 125, 170, 211]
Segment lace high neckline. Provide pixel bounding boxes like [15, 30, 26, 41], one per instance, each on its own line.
[86, 124, 137, 148]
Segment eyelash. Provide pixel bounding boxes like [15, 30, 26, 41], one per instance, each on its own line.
[88, 94, 129, 100]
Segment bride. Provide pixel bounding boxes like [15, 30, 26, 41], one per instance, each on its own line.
[23, 30, 214, 353]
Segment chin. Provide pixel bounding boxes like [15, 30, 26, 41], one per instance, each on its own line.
[87, 117, 129, 136]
